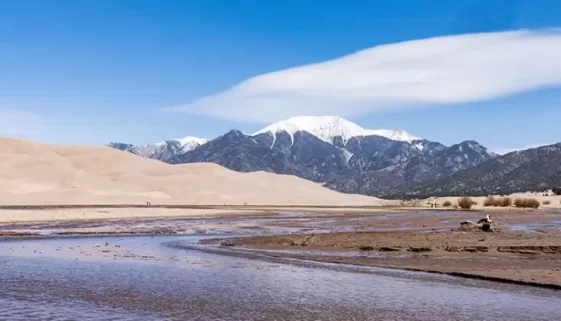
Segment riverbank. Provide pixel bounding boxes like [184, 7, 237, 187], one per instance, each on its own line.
[0, 205, 405, 224]
[0, 207, 275, 224]
[2, 206, 559, 239]
[205, 229, 561, 289]
[2, 235, 560, 321]
[2, 206, 560, 290]
[1, 202, 559, 225]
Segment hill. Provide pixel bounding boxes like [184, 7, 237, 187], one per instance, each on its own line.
[390, 143, 561, 198]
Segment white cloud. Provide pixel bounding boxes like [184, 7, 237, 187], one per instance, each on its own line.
[0, 109, 46, 139]
[166, 29, 561, 123]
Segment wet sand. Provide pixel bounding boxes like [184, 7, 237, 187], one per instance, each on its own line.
[0, 207, 272, 224]
[210, 229, 561, 288]
[2, 203, 559, 225]
[0, 205, 401, 224]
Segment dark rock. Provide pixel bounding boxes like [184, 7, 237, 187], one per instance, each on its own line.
[408, 247, 432, 253]
[481, 223, 493, 232]
[464, 246, 489, 253]
[378, 246, 401, 252]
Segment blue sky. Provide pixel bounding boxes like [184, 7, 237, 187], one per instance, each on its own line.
[1, 0, 561, 153]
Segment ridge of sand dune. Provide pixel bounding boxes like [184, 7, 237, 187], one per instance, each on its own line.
[0, 136, 385, 206]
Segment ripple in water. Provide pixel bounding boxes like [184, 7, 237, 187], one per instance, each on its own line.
[0, 235, 560, 321]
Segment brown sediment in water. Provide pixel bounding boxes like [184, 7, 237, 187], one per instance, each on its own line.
[209, 230, 561, 289]
[0, 230, 37, 237]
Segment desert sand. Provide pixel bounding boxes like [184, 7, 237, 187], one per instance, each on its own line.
[0, 207, 274, 224]
[0, 136, 386, 207]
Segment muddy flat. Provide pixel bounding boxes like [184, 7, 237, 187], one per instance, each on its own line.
[212, 229, 561, 288]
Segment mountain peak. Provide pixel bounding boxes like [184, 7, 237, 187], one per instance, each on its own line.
[174, 136, 208, 153]
[252, 115, 420, 143]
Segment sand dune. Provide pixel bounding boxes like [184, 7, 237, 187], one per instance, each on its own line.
[0, 137, 385, 206]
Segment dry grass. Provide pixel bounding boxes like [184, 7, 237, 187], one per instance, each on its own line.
[458, 196, 475, 209]
[442, 201, 452, 207]
[483, 196, 512, 207]
[543, 200, 551, 205]
[500, 197, 513, 207]
[514, 198, 540, 209]
[483, 197, 495, 207]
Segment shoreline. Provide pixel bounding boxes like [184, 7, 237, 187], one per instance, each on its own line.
[1, 205, 560, 290]
[185, 240, 561, 291]
[204, 229, 561, 289]
[0, 204, 393, 210]
[0, 203, 556, 225]
[3, 229, 561, 291]
[0, 204, 401, 224]
[0, 207, 277, 224]
[2, 227, 561, 290]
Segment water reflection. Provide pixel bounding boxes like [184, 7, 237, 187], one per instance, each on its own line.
[0, 235, 560, 321]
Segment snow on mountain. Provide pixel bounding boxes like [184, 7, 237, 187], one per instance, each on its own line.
[146, 136, 208, 155]
[175, 136, 209, 153]
[252, 116, 421, 144]
[362, 129, 420, 143]
[109, 136, 207, 162]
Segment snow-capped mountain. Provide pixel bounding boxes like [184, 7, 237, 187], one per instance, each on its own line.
[175, 136, 209, 153]
[176, 128, 495, 193]
[108, 116, 496, 198]
[108, 136, 208, 162]
[253, 116, 421, 145]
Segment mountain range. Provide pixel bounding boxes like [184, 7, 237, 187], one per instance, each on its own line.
[108, 116, 559, 198]
[390, 143, 561, 199]
[108, 136, 208, 163]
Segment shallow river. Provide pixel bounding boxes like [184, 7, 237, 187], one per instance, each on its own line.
[1, 235, 560, 320]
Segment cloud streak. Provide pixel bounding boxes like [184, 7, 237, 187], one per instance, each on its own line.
[167, 29, 561, 123]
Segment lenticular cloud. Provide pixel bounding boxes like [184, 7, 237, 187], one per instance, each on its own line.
[168, 29, 561, 123]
